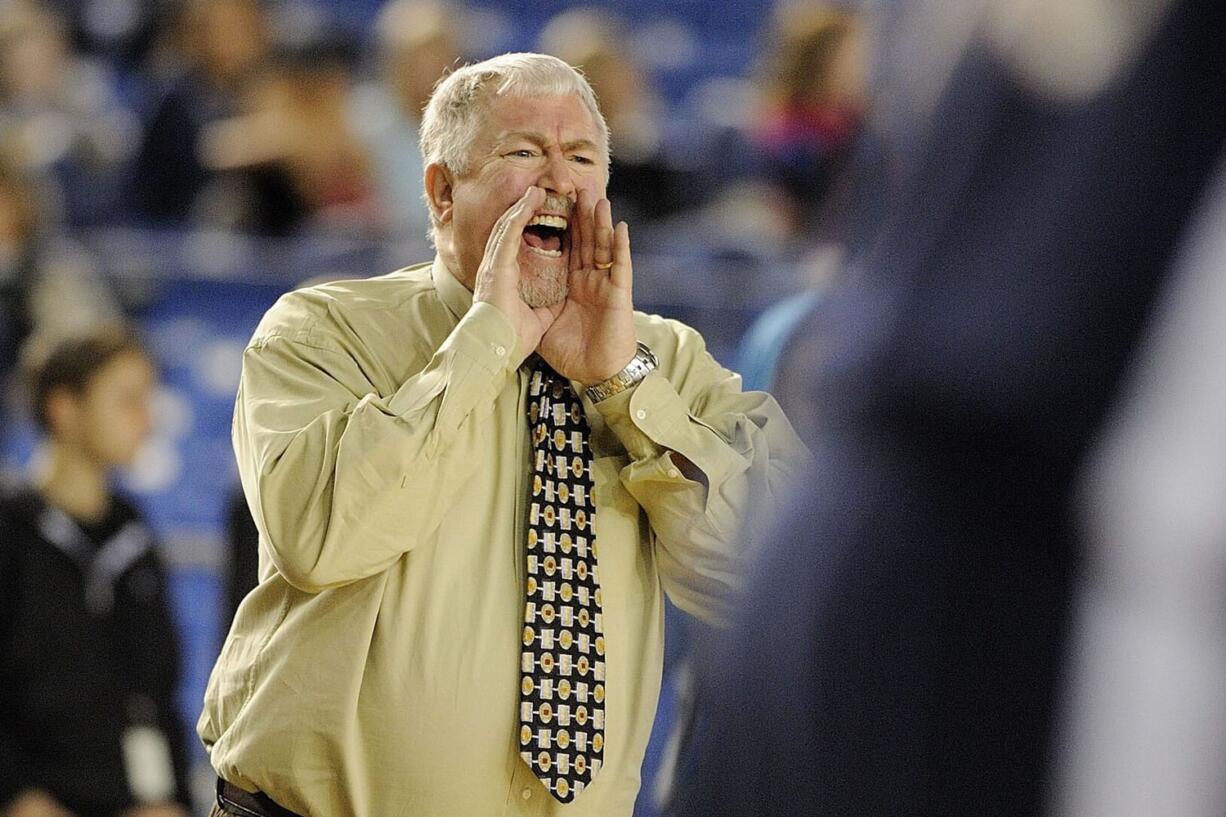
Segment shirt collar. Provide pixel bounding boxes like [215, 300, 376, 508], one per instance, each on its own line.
[431, 255, 473, 321]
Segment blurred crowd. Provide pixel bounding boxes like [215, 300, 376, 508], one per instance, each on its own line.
[0, 0, 873, 415]
[0, 0, 869, 235]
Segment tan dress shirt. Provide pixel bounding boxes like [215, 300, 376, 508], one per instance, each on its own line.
[199, 259, 809, 816]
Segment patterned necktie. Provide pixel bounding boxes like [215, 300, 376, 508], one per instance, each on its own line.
[519, 359, 606, 803]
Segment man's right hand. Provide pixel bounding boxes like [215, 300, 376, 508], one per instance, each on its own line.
[472, 186, 563, 364]
[2, 789, 75, 817]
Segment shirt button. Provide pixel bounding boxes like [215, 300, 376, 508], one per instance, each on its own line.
[667, 468, 681, 479]
[635, 409, 647, 420]
[494, 344, 507, 356]
[521, 787, 533, 800]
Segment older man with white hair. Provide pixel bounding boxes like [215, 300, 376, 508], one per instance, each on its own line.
[200, 52, 807, 817]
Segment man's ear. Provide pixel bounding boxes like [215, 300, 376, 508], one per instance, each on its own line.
[424, 163, 454, 226]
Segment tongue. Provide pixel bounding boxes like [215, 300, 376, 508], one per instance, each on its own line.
[523, 229, 562, 252]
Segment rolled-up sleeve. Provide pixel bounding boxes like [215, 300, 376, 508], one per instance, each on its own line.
[594, 320, 811, 625]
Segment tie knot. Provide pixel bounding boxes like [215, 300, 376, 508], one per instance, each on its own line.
[529, 355, 561, 378]
[529, 358, 570, 401]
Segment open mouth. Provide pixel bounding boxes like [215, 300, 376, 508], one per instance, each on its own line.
[522, 213, 568, 259]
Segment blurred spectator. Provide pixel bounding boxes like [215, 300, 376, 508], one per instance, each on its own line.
[351, 0, 467, 243]
[128, 0, 270, 226]
[734, 242, 844, 441]
[0, 149, 120, 421]
[200, 38, 382, 238]
[0, 326, 190, 817]
[42, 0, 168, 71]
[0, 0, 139, 225]
[538, 7, 691, 226]
[655, 1, 871, 257]
[748, 3, 868, 236]
[0, 153, 42, 384]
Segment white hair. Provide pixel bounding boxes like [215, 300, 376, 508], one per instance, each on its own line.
[419, 52, 610, 235]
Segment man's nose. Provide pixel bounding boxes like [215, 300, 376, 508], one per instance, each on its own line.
[537, 150, 576, 197]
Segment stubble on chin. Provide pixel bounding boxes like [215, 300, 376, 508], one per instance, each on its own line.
[519, 261, 569, 308]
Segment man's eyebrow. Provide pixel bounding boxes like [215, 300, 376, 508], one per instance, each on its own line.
[496, 130, 546, 145]
[496, 131, 600, 152]
[562, 138, 600, 152]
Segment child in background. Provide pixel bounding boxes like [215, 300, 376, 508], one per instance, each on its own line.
[0, 327, 189, 817]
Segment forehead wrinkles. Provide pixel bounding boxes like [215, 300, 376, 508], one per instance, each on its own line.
[480, 91, 606, 152]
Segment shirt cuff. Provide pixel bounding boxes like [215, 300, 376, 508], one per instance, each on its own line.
[593, 372, 741, 487]
[441, 302, 520, 374]
[387, 302, 519, 416]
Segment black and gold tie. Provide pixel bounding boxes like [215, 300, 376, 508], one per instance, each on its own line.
[519, 359, 606, 803]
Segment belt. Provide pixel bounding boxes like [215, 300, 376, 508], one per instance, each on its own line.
[217, 779, 305, 817]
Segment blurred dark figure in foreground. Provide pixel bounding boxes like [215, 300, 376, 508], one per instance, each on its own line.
[673, 0, 1226, 815]
[0, 327, 190, 817]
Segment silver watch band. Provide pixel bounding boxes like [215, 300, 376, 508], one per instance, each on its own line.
[583, 342, 658, 403]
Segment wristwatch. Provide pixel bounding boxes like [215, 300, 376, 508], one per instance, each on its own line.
[583, 342, 658, 403]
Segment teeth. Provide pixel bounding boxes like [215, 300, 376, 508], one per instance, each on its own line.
[527, 246, 563, 258]
[528, 214, 568, 230]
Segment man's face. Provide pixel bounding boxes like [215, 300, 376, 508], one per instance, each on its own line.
[436, 92, 608, 307]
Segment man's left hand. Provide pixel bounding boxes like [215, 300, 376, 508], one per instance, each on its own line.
[538, 191, 637, 384]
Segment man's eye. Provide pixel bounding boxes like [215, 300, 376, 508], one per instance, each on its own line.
[571, 155, 595, 165]
[508, 150, 537, 158]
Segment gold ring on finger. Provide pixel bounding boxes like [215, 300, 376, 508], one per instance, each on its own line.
[594, 261, 614, 270]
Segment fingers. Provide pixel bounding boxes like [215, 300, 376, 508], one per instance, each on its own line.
[593, 198, 614, 269]
[579, 190, 596, 271]
[611, 220, 632, 289]
[474, 186, 544, 315]
[569, 189, 586, 275]
[483, 186, 545, 270]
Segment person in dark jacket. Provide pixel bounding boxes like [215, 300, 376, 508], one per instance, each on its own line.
[0, 327, 190, 817]
[671, 1, 1226, 816]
